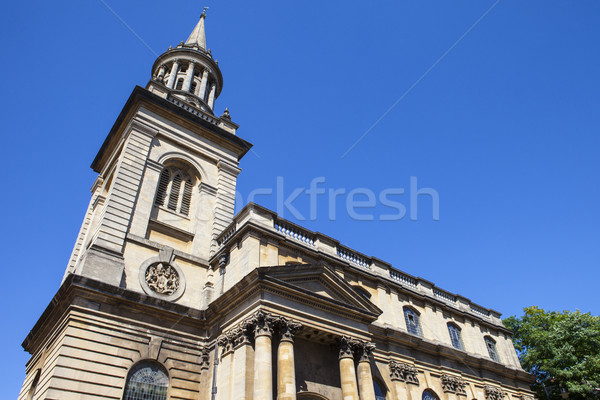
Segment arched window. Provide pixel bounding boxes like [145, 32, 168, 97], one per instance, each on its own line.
[403, 306, 423, 337]
[122, 361, 169, 400]
[175, 78, 184, 90]
[422, 389, 440, 400]
[155, 166, 194, 216]
[447, 323, 463, 350]
[484, 336, 500, 362]
[374, 379, 387, 400]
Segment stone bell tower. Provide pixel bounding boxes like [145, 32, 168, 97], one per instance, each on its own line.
[62, 9, 252, 303]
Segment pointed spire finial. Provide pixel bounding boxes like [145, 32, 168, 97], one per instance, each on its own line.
[185, 7, 208, 50]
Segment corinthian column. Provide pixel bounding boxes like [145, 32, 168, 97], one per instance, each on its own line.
[182, 61, 195, 92]
[166, 59, 179, 89]
[356, 342, 376, 400]
[276, 318, 302, 400]
[198, 69, 209, 99]
[208, 82, 216, 109]
[252, 311, 275, 400]
[338, 337, 360, 400]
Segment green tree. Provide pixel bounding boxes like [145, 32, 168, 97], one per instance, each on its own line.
[504, 307, 600, 399]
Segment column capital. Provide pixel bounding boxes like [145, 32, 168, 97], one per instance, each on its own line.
[244, 310, 276, 338]
[441, 374, 467, 395]
[275, 317, 302, 342]
[485, 385, 505, 400]
[389, 361, 419, 385]
[355, 341, 375, 363]
[337, 336, 359, 360]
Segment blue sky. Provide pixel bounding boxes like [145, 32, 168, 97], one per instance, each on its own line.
[2, 0, 599, 395]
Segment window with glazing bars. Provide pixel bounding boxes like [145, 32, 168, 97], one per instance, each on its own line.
[155, 166, 193, 216]
[422, 389, 439, 400]
[403, 307, 423, 337]
[123, 362, 169, 400]
[485, 337, 500, 362]
[448, 324, 463, 350]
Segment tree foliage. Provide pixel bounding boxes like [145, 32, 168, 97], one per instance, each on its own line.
[504, 307, 600, 399]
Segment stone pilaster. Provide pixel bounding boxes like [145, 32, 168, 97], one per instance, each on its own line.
[390, 361, 420, 400]
[441, 374, 466, 399]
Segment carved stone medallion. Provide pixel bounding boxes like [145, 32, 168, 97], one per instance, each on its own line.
[145, 262, 180, 295]
[138, 251, 186, 301]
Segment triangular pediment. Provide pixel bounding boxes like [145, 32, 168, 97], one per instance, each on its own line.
[257, 264, 382, 318]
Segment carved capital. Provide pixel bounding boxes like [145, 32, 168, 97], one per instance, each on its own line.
[200, 347, 210, 370]
[275, 317, 302, 342]
[337, 336, 359, 359]
[485, 385, 505, 400]
[355, 341, 375, 363]
[441, 374, 466, 395]
[217, 334, 232, 355]
[243, 310, 276, 338]
[389, 361, 419, 385]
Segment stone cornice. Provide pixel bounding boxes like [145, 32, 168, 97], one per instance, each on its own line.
[91, 86, 253, 173]
[211, 202, 510, 335]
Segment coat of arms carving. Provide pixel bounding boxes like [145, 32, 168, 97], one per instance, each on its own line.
[145, 262, 180, 295]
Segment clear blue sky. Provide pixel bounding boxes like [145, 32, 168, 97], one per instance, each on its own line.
[2, 0, 599, 395]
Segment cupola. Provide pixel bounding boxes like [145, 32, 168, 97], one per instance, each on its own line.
[149, 8, 223, 114]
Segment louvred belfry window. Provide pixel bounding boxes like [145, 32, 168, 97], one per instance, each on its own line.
[155, 167, 194, 216]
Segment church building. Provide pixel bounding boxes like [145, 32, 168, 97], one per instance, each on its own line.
[18, 11, 536, 400]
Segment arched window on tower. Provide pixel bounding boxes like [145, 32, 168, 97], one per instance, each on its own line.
[447, 323, 464, 350]
[484, 336, 500, 362]
[175, 78, 184, 90]
[155, 166, 194, 216]
[403, 306, 423, 337]
[122, 361, 169, 400]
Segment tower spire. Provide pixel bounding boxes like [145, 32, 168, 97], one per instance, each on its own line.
[185, 7, 208, 50]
